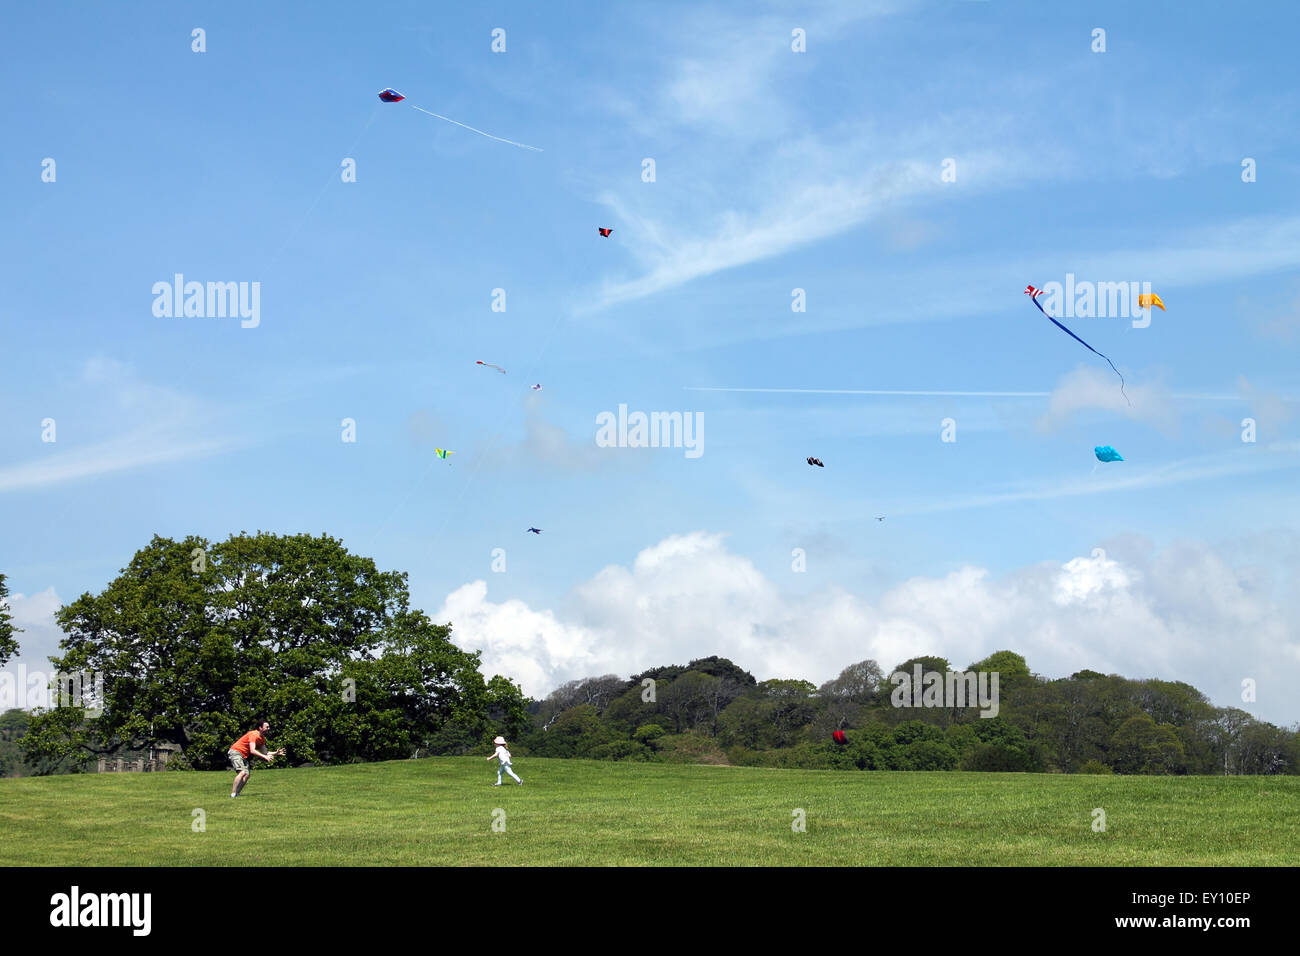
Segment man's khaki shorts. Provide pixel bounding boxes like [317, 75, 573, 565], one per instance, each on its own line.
[228, 751, 251, 773]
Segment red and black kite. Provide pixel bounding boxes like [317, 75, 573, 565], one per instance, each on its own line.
[598, 227, 613, 237]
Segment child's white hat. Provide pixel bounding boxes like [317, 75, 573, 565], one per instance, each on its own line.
[493, 736, 506, 745]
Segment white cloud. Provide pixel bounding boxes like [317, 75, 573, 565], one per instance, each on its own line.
[2, 587, 67, 708]
[1054, 549, 1132, 606]
[435, 532, 1300, 725]
[440, 580, 605, 694]
[1037, 367, 1180, 433]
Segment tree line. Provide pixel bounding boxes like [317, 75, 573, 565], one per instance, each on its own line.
[1, 542, 1295, 776]
[521, 652, 1298, 774]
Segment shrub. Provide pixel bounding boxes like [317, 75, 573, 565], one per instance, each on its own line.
[654, 733, 729, 765]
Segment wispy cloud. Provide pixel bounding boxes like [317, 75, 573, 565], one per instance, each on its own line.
[0, 358, 247, 494]
[578, 0, 1300, 323]
[587, 158, 948, 310]
[0, 433, 240, 493]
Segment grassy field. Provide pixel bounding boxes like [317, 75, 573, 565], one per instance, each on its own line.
[1, 758, 1296, 865]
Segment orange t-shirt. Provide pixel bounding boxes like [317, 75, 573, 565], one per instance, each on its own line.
[230, 730, 265, 758]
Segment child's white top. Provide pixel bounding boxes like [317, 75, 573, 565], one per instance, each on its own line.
[494, 745, 511, 764]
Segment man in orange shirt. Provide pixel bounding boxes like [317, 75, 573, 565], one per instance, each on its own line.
[227, 720, 285, 798]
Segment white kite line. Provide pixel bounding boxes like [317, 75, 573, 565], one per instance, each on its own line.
[684, 387, 1050, 397]
[409, 104, 543, 152]
[683, 387, 1251, 400]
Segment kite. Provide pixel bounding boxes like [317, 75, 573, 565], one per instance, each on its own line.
[476, 361, 506, 374]
[1138, 293, 1166, 311]
[598, 228, 612, 237]
[377, 88, 542, 152]
[1094, 445, 1124, 462]
[530, 384, 543, 391]
[832, 730, 848, 745]
[806, 457, 824, 467]
[526, 527, 542, 534]
[1025, 285, 1129, 405]
[434, 448, 453, 463]
[875, 516, 885, 522]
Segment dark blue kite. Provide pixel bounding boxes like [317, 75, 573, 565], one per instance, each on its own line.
[1025, 285, 1129, 405]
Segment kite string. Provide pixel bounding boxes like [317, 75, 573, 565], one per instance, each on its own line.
[409, 104, 543, 152]
[264, 105, 381, 270]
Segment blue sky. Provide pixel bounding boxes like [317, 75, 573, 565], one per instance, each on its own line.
[4, 1, 1300, 724]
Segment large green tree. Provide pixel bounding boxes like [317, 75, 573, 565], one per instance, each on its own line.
[20, 532, 526, 770]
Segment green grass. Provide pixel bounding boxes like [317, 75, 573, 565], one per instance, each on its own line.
[1, 758, 1296, 865]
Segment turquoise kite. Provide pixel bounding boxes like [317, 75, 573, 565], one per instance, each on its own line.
[1094, 446, 1123, 462]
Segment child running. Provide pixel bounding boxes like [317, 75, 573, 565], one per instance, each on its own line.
[486, 735, 522, 786]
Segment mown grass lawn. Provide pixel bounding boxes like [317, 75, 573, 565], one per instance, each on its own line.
[1, 758, 1295, 865]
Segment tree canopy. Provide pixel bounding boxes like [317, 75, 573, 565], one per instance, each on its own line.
[0, 573, 20, 667]
[20, 532, 526, 771]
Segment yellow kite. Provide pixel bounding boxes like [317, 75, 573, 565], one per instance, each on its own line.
[1138, 293, 1165, 311]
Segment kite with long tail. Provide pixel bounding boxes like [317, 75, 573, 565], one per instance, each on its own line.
[1024, 285, 1129, 405]
[378, 89, 542, 152]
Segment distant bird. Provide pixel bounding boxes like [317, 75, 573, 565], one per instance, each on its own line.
[806, 457, 824, 467]
[527, 528, 542, 534]
[875, 516, 885, 522]
[597, 227, 613, 237]
[530, 384, 543, 391]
